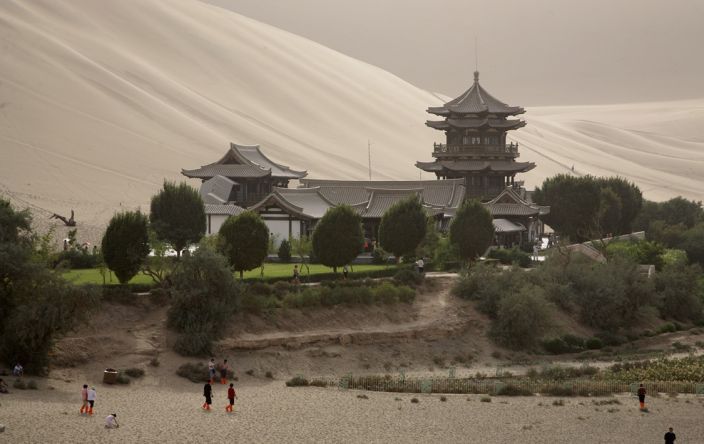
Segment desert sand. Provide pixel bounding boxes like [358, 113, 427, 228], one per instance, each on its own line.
[2, 370, 704, 443]
[1, 0, 703, 243]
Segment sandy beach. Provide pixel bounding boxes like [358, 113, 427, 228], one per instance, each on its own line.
[2, 368, 703, 444]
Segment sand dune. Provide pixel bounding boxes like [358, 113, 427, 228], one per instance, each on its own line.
[0, 0, 702, 237]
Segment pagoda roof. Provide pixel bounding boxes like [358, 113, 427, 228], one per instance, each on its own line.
[204, 203, 246, 216]
[427, 71, 524, 116]
[493, 218, 526, 233]
[182, 143, 307, 180]
[415, 160, 536, 174]
[352, 188, 423, 219]
[484, 187, 550, 217]
[426, 118, 526, 131]
[199, 175, 239, 204]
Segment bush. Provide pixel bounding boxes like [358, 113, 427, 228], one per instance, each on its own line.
[374, 282, 399, 304]
[173, 332, 213, 357]
[393, 269, 423, 287]
[272, 281, 292, 298]
[655, 264, 704, 322]
[491, 287, 553, 349]
[124, 367, 145, 378]
[26, 379, 38, 390]
[149, 357, 160, 367]
[657, 323, 677, 334]
[397, 286, 416, 304]
[487, 248, 532, 268]
[496, 384, 533, 396]
[52, 250, 100, 269]
[286, 376, 309, 387]
[13, 379, 27, 390]
[278, 239, 292, 262]
[177, 362, 209, 383]
[115, 372, 130, 385]
[167, 249, 241, 355]
[540, 385, 575, 397]
[585, 337, 604, 350]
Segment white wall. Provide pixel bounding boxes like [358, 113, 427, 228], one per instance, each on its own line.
[264, 218, 301, 246]
[207, 214, 230, 235]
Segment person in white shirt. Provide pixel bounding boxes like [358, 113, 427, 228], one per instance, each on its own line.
[105, 413, 119, 429]
[87, 386, 97, 415]
[416, 258, 425, 274]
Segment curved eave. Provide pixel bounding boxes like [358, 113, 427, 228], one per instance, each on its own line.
[248, 192, 313, 220]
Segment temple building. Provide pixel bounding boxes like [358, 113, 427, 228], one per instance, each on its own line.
[183, 72, 548, 249]
[416, 71, 535, 200]
[182, 143, 307, 207]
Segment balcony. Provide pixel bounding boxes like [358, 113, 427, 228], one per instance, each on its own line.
[433, 142, 519, 158]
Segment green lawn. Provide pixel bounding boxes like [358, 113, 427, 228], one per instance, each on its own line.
[62, 263, 392, 285]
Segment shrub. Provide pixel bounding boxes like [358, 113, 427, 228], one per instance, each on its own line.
[491, 287, 553, 349]
[655, 264, 704, 322]
[371, 248, 388, 265]
[286, 376, 309, 387]
[124, 367, 145, 378]
[272, 281, 292, 298]
[394, 269, 424, 287]
[167, 249, 241, 355]
[52, 250, 100, 269]
[657, 323, 677, 334]
[265, 371, 274, 379]
[440, 395, 447, 402]
[411, 397, 419, 403]
[585, 337, 604, 350]
[278, 239, 292, 262]
[487, 248, 532, 268]
[13, 379, 27, 390]
[496, 384, 533, 396]
[374, 282, 399, 304]
[542, 338, 572, 355]
[541, 385, 575, 397]
[176, 362, 209, 383]
[480, 396, 491, 402]
[115, 372, 130, 384]
[26, 380, 38, 390]
[397, 286, 416, 304]
[149, 357, 160, 367]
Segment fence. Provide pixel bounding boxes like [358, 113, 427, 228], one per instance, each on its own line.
[306, 374, 704, 396]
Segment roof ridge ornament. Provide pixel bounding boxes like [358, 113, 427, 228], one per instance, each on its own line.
[474, 70, 479, 83]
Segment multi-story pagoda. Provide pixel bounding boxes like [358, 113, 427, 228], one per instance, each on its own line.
[416, 71, 535, 200]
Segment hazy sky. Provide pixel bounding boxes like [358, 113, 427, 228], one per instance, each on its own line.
[204, 0, 704, 106]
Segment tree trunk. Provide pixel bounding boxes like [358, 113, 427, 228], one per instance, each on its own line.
[240, 270, 244, 280]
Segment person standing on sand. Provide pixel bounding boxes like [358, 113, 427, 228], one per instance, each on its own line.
[220, 359, 229, 385]
[664, 427, 676, 443]
[225, 383, 237, 412]
[80, 384, 89, 414]
[637, 383, 647, 410]
[87, 386, 97, 415]
[105, 413, 119, 429]
[202, 380, 213, 411]
[208, 358, 216, 381]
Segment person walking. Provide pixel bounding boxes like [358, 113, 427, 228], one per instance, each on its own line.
[220, 359, 229, 385]
[202, 380, 213, 411]
[342, 264, 349, 280]
[664, 427, 676, 444]
[87, 386, 97, 416]
[637, 383, 647, 410]
[13, 363, 23, 377]
[225, 383, 237, 412]
[416, 257, 425, 274]
[208, 358, 216, 382]
[80, 384, 89, 415]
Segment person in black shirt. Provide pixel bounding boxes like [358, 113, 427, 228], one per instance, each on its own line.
[637, 383, 646, 410]
[664, 427, 676, 444]
[202, 380, 213, 411]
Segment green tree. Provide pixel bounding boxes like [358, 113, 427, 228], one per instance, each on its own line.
[278, 239, 292, 262]
[149, 181, 206, 258]
[0, 199, 99, 372]
[312, 205, 364, 273]
[597, 177, 642, 234]
[491, 286, 553, 349]
[101, 211, 150, 284]
[218, 211, 269, 279]
[634, 197, 703, 232]
[598, 187, 622, 236]
[449, 200, 494, 263]
[378, 196, 427, 261]
[533, 175, 601, 241]
[655, 263, 703, 322]
[679, 223, 704, 265]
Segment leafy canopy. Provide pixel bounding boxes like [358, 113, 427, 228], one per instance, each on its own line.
[101, 211, 150, 284]
[379, 195, 427, 260]
[312, 205, 364, 272]
[218, 211, 269, 278]
[150, 181, 205, 256]
[449, 199, 494, 262]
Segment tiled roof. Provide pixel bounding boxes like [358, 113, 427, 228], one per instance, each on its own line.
[359, 189, 422, 218]
[416, 160, 536, 174]
[204, 204, 246, 216]
[182, 164, 270, 179]
[427, 72, 524, 116]
[232, 144, 307, 179]
[484, 187, 549, 217]
[200, 175, 238, 204]
[426, 118, 525, 130]
[493, 218, 526, 233]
